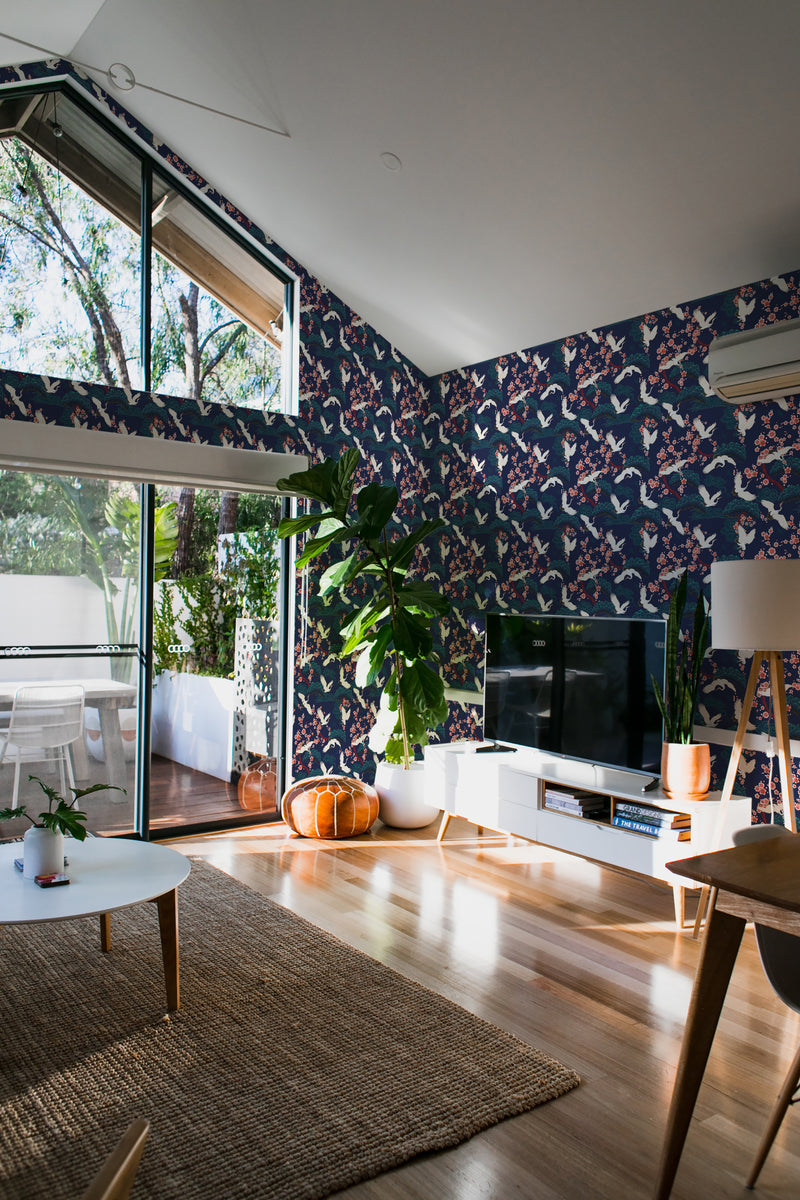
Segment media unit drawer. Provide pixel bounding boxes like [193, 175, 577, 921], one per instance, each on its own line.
[536, 809, 680, 879]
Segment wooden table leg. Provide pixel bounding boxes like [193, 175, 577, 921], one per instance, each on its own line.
[155, 888, 180, 1011]
[654, 901, 746, 1199]
[98, 705, 127, 791]
[100, 912, 111, 952]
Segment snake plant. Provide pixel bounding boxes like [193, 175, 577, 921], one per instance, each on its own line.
[651, 571, 709, 744]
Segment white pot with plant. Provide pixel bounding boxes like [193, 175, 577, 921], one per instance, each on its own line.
[0, 775, 123, 878]
[651, 570, 711, 803]
[278, 449, 449, 828]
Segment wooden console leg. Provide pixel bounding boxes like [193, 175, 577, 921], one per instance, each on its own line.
[436, 812, 452, 842]
[155, 888, 180, 1011]
[100, 912, 111, 952]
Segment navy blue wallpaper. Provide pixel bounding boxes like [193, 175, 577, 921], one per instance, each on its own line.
[2, 60, 800, 823]
[434, 278, 800, 821]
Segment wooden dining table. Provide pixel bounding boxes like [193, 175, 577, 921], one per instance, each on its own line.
[655, 833, 800, 1198]
[0, 678, 137, 790]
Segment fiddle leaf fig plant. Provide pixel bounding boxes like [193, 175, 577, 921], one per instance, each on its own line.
[651, 570, 709, 744]
[277, 449, 450, 767]
[0, 775, 124, 840]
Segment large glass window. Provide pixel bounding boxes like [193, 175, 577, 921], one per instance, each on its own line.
[0, 91, 143, 387]
[0, 83, 292, 410]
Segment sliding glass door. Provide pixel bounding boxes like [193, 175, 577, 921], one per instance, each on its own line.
[0, 470, 142, 835]
[148, 484, 282, 834]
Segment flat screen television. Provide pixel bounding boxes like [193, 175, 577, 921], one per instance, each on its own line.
[483, 612, 666, 776]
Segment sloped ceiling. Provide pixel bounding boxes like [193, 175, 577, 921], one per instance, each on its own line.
[2, 1, 800, 377]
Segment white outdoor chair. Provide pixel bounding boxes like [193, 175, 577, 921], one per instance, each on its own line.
[0, 684, 85, 805]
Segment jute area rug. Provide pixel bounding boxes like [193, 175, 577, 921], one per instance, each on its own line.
[1, 858, 579, 1199]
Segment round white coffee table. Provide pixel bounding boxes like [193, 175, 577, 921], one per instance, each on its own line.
[0, 837, 190, 1010]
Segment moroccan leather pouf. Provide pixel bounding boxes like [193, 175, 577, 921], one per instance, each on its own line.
[281, 775, 379, 839]
[237, 757, 278, 814]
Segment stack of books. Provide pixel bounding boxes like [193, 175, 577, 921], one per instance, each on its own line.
[543, 787, 611, 820]
[612, 800, 691, 840]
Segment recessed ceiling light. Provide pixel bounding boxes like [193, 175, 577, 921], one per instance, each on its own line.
[380, 152, 402, 172]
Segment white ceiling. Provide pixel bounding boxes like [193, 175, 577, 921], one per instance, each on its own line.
[2, 1, 800, 377]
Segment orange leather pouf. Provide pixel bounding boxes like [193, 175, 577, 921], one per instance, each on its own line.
[281, 775, 379, 839]
[237, 757, 278, 814]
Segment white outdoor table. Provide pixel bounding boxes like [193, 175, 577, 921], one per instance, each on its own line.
[0, 837, 190, 1010]
[0, 678, 137, 789]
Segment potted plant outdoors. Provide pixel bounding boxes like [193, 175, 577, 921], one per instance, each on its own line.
[0, 775, 124, 879]
[651, 570, 711, 803]
[277, 449, 450, 828]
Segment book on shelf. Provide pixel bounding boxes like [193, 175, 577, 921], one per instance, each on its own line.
[543, 786, 598, 803]
[613, 800, 690, 828]
[543, 789, 610, 819]
[612, 814, 690, 840]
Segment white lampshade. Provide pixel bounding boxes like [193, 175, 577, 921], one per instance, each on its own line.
[711, 559, 800, 650]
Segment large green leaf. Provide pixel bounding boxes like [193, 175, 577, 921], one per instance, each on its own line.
[396, 580, 450, 617]
[356, 481, 399, 540]
[400, 660, 448, 724]
[277, 510, 334, 539]
[341, 596, 391, 656]
[330, 448, 361, 518]
[295, 524, 351, 570]
[392, 608, 433, 659]
[319, 551, 360, 596]
[365, 625, 394, 686]
[388, 519, 446, 572]
[276, 458, 342, 507]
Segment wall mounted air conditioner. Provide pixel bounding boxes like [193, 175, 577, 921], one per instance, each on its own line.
[708, 317, 800, 403]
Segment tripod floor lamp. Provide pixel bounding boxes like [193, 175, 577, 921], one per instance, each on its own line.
[691, 559, 800, 938]
[711, 558, 799, 836]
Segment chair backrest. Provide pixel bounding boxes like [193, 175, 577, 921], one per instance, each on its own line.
[8, 685, 85, 750]
[732, 823, 800, 1014]
[80, 1118, 150, 1200]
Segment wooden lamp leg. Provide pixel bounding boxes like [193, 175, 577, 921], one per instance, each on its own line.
[767, 651, 797, 834]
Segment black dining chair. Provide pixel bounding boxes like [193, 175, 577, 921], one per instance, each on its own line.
[731, 822, 800, 1188]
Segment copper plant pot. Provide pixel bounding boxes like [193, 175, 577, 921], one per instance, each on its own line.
[661, 741, 711, 803]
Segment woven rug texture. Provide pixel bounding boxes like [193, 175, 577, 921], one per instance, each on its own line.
[0, 857, 579, 1199]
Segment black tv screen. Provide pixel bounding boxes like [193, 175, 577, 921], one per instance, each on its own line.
[483, 612, 666, 775]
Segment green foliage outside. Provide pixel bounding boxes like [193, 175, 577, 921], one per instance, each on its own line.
[153, 492, 280, 678]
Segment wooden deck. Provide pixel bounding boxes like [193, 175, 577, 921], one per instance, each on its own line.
[148, 755, 247, 832]
[0, 753, 273, 838]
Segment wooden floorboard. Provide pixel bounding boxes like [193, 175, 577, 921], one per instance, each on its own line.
[162, 818, 800, 1200]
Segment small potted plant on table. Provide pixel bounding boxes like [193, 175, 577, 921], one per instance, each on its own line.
[0, 776, 122, 878]
[277, 449, 450, 827]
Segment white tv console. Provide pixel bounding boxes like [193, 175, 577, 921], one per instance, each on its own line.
[424, 742, 752, 929]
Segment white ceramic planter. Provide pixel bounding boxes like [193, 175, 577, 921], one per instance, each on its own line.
[23, 826, 64, 879]
[374, 761, 440, 829]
